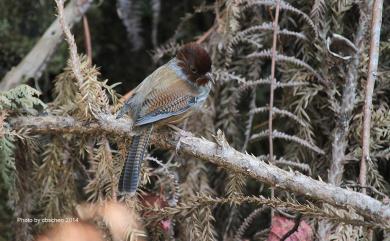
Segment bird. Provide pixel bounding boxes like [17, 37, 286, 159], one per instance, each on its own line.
[116, 43, 212, 194]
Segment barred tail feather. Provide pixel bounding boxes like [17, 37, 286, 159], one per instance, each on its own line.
[119, 126, 153, 194]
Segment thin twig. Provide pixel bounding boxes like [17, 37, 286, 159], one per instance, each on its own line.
[359, 0, 384, 192]
[83, 16, 93, 64]
[196, 24, 217, 44]
[268, 0, 280, 165]
[268, 0, 281, 213]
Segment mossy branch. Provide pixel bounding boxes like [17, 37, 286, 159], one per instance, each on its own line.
[8, 114, 390, 228]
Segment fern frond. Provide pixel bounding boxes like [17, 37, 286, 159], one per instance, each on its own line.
[226, 173, 246, 197]
[250, 106, 307, 127]
[310, 0, 326, 24]
[234, 207, 269, 241]
[251, 129, 324, 154]
[248, 50, 324, 83]
[0, 128, 15, 189]
[328, 224, 365, 241]
[226, 71, 307, 90]
[85, 138, 116, 201]
[241, 79, 308, 90]
[232, 23, 307, 45]
[240, 38, 264, 49]
[0, 85, 46, 113]
[191, 206, 217, 241]
[34, 139, 76, 218]
[53, 57, 118, 118]
[150, 41, 181, 63]
[367, 158, 389, 198]
[52, 65, 79, 114]
[239, 0, 317, 38]
[256, 154, 311, 174]
[275, 159, 311, 175]
[116, 0, 143, 50]
[226, 0, 242, 33]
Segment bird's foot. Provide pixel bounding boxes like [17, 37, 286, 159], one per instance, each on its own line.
[167, 124, 192, 136]
[167, 124, 193, 152]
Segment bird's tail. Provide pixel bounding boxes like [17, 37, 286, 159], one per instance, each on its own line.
[118, 125, 153, 194]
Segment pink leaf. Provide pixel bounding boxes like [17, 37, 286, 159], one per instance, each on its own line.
[267, 215, 313, 241]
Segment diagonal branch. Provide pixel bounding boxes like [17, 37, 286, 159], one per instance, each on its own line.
[8, 114, 390, 227]
[0, 0, 93, 91]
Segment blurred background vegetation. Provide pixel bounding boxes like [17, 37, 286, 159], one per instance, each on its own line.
[0, 0, 214, 97]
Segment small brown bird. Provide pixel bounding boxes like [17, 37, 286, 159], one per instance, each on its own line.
[117, 43, 212, 194]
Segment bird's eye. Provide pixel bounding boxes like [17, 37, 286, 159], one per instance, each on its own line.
[190, 65, 197, 74]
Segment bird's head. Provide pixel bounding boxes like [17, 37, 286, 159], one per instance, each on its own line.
[176, 43, 212, 86]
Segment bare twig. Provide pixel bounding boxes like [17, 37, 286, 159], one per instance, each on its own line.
[268, 0, 281, 213]
[268, 0, 280, 165]
[196, 24, 217, 44]
[0, 0, 92, 91]
[8, 115, 390, 226]
[83, 16, 93, 64]
[359, 0, 384, 191]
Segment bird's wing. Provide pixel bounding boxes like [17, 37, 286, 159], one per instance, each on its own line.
[116, 61, 201, 126]
[134, 68, 199, 126]
[135, 95, 196, 126]
[116, 64, 170, 119]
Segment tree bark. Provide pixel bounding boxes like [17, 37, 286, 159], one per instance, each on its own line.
[8, 114, 390, 227]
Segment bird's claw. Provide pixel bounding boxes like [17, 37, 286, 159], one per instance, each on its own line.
[167, 124, 193, 153]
